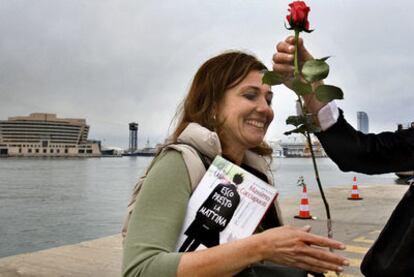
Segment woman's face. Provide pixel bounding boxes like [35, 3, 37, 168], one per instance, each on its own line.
[217, 70, 274, 152]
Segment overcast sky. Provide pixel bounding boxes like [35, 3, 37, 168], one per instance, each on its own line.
[1, 0, 413, 148]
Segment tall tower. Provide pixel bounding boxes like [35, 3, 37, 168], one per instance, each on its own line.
[129, 122, 138, 152]
[357, 111, 369, 134]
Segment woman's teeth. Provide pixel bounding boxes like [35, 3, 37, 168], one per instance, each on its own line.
[246, 120, 265, 128]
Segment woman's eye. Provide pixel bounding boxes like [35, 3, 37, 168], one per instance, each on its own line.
[243, 92, 257, 100]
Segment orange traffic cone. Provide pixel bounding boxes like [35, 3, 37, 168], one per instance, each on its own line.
[294, 182, 313, 220]
[348, 176, 363, 200]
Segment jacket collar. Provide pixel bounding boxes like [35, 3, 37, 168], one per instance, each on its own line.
[177, 123, 222, 158]
[176, 123, 272, 182]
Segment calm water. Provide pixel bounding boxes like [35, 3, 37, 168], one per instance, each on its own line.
[0, 157, 398, 258]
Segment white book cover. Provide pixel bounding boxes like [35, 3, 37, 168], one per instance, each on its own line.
[176, 155, 278, 252]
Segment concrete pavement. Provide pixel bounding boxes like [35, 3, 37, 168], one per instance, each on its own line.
[281, 184, 408, 276]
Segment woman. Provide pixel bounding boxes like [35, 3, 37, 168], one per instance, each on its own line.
[122, 51, 349, 276]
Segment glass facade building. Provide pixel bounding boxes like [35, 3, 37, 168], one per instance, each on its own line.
[357, 111, 369, 134]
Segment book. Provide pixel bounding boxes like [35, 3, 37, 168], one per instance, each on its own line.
[176, 155, 278, 252]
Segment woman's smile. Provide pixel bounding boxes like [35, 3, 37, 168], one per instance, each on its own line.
[245, 119, 266, 129]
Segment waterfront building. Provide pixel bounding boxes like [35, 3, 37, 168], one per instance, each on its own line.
[268, 140, 284, 158]
[357, 111, 369, 134]
[280, 136, 306, 157]
[280, 135, 326, 157]
[0, 113, 101, 157]
[303, 138, 326, 158]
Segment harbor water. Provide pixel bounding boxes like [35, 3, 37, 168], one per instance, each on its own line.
[0, 157, 397, 258]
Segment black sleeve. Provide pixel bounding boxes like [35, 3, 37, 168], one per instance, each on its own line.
[316, 109, 414, 174]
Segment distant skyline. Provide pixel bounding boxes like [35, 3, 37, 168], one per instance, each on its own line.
[1, 0, 413, 148]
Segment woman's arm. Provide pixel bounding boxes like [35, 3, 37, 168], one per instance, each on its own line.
[179, 225, 348, 276]
[122, 151, 191, 276]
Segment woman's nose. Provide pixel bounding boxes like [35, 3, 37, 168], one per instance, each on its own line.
[256, 97, 273, 114]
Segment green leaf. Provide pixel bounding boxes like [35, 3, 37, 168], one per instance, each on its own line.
[319, 56, 331, 62]
[286, 115, 306, 127]
[262, 71, 285, 86]
[302, 59, 330, 83]
[305, 123, 322, 133]
[315, 85, 344, 103]
[291, 77, 312, 96]
[284, 125, 307, 135]
[284, 22, 294, 31]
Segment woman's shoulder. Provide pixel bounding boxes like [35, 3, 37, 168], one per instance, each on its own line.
[139, 149, 193, 198]
[149, 149, 188, 176]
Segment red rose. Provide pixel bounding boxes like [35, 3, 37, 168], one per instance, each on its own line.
[286, 1, 310, 31]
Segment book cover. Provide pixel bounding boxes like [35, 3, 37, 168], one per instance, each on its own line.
[176, 155, 278, 252]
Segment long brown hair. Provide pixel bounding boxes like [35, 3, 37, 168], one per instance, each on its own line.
[172, 51, 272, 156]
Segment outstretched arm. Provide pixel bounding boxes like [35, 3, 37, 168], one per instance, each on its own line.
[273, 36, 414, 174]
[316, 110, 414, 174]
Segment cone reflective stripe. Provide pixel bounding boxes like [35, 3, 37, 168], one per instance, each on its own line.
[294, 184, 313, 219]
[348, 176, 363, 200]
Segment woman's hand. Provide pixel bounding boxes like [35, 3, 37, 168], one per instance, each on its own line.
[178, 224, 349, 276]
[258, 225, 349, 274]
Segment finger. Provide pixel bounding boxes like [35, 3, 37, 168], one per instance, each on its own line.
[272, 52, 294, 64]
[285, 36, 312, 61]
[301, 225, 311, 232]
[272, 63, 294, 76]
[286, 35, 304, 47]
[297, 250, 345, 272]
[293, 261, 327, 274]
[276, 249, 346, 274]
[294, 260, 337, 274]
[302, 233, 346, 250]
[276, 40, 295, 54]
[300, 245, 349, 268]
